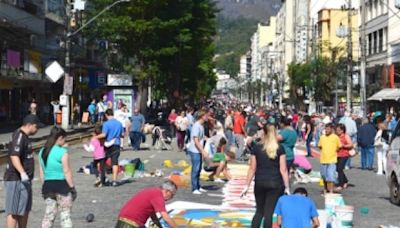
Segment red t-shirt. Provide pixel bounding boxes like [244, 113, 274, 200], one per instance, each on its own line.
[292, 113, 299, 124]
[168, 113, 177, 124]
[337, 134, 350, 157]
[118, 188, 166, 225]
[233, 115, 245, 135]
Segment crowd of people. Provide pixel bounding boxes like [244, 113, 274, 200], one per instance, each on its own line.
[3, 94, 399, 227]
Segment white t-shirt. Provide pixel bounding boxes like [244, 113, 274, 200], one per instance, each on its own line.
[114, 109, 129, 128]
[176, 116, 189, 131]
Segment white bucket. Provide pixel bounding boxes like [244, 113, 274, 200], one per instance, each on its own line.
[333, 205, 354, 228]
[325, 193, 345, 217]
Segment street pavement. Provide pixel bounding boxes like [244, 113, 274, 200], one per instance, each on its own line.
[0, 139, 399, 227]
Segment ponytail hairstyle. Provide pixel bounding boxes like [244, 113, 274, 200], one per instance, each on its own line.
[262, 124, 279, 159]
[42, 126, 67, 166]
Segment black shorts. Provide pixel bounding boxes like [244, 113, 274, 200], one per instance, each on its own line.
[106, 145, 120, 166]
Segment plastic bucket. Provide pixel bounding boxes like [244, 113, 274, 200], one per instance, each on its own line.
[325, 193, 345, 217]
[333, 205, 354, 228]
[124, 164, 136, 177]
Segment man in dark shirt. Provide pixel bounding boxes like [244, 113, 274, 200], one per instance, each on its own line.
[4, 114, 39, 228]
[357, 118, 377, 170]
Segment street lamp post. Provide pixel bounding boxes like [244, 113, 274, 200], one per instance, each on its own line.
[61, 0, 131, 129]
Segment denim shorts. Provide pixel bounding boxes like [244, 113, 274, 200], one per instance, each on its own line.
[320, 164, 336, 182]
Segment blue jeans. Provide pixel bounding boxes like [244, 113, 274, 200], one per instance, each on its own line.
[361, 145, 374, 169]
[189, 151, 202, 191]
[225, 129, 235, 147]
[306, 135, 313, 156]
[129, 132, 142, 150]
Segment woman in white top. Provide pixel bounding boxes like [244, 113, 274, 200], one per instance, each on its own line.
[375, 122, 388, 175]
[175, 111, 189, 152]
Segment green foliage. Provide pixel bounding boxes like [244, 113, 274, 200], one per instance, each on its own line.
[84, 0, 218, 105]
[288, 56, 339, 108]
[214, 16, 257, 77]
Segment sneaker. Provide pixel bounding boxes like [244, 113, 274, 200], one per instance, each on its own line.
[112, 181, 119, 187]
[94, 178, 101, 185]
[214, 178, 225, 183]
[192, 190, 202, 195]
[376, 172, 384, 175]
[199, 188, 208, 193]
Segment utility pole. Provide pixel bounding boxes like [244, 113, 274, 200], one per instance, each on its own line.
[309, 18, 317, 114]
[61, 0, 73, 130]
[346, 0, 353, 112]
[360, 0, 367, 117]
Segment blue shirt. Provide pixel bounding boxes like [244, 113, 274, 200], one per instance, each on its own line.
[388, 119, 398, 131]
[188, 122, 204, 153]
[274, 195, 318, 228]
[130, 113, 145, 132]
[102, 118, 124, 145]
[88, 103, 96, 115]
[39, 145, 67, 180]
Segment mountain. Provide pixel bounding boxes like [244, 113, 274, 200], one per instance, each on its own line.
[216, 0, 281, 21]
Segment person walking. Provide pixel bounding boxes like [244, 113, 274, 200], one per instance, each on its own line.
[339, 111, 358, 169]
[98, 109, 124, 186]
[115, 104, 130, 149]
[87, 99, 97, 124]
[357, 118, 377, 170]
[278, 117, 298, 173]
[116, 180, 178, 228]
[3, 115, 39, 228]
[168, 109, 178, 138]
[185, 108, 195, 144]
[175, 110, 189, 152]
[318, 123, 341, 194]
[50, 100, 60, 125]
[187, 110, 210, 195]
[224, 109, 235, 149]
[233, 110, 247, 159]
[375, 122, 388, 175]
[273, 187, 319, 228]
[129, 108, 145, 151]
[304, 115, 314, 157]
[241, 124, 290, 228]
[39, 127, 77, 228]
[335, 123, 353, 191]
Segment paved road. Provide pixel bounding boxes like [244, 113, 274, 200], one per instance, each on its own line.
[0, 141, 399, 227]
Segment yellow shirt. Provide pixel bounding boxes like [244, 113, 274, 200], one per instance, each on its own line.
[318, 134, 341, 164]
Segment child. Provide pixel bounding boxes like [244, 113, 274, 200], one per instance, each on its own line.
[84, 124, 106, 187]
[205, 137, 232, 182]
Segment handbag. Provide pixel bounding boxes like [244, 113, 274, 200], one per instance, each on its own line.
[349, 148, 357, 157]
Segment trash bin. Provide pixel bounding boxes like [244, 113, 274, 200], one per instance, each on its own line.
[56, 111, 62, 125]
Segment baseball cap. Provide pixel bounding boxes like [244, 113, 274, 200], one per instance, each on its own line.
[23, 114, 40, 125]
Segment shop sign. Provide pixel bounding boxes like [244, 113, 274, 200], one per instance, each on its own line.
[107, 74, 132, 86]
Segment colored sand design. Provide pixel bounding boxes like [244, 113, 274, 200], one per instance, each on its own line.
[161, 209, 254, 227]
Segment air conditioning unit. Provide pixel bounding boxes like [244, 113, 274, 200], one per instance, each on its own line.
[396, 0, 400, 9]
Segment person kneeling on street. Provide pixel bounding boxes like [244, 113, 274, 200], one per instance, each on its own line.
[116, 180, 178, 228]
[204, 137, 232, 183]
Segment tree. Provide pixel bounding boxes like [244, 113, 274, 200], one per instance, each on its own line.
[84, 0, 217, 110]
[288, 55, 339, 110]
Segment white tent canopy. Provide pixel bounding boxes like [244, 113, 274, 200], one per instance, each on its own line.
[368, 88, 400, 102]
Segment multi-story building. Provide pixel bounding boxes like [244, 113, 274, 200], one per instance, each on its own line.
[363, 0, 389, 93]
[274, 0, 295, 106]
[295, 0, 309, 63]
[250, 17, 276, 82]
[316, 9, 359, 60]
[387, 0, 400, 88]
[0, 0, 48, 123]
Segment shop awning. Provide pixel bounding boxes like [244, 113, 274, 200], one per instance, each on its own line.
[368, 88, 400, 101]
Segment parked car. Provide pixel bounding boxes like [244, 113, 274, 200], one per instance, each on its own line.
[386, 125, 400, 205]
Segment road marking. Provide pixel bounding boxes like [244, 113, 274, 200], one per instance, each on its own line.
[143, 160, 149, 164]
[150, 154, 156, 159]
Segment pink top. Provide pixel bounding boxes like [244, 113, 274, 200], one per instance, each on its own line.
[91, 138, 105, 160]
[294, 155, 312, 170]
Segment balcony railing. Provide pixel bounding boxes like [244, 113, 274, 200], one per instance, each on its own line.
[0, 0, 44, 17]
